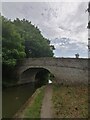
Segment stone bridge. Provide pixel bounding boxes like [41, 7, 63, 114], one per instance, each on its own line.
[17, 57, 89, 86]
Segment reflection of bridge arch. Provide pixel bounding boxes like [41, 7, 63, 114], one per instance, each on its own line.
[17, 58, 88, 85]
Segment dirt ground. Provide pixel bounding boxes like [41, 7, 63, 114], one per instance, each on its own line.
[40, 84, 53, 118]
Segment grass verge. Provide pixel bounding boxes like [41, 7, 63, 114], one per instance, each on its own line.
[52, 84, 88, 118]
[22, 85, 45, 118]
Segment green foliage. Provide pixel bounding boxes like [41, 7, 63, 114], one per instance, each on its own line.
[13, 18, 54, 58]
[35, 70, 49, 87]
[24, 86, 45, 118]
[2, 16, 54, 68]
[2, 16, 26, 67]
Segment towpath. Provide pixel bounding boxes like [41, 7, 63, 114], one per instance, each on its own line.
[40, 84, 53, 118]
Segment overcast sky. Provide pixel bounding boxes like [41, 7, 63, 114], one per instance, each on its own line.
[2, 2, 89, 58]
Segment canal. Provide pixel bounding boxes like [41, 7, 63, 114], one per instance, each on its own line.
[2, 83, 37, 118]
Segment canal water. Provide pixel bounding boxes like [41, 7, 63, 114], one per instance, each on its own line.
[2, 83, 36, 118]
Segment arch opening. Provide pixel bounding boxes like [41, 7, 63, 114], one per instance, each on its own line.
[35, 68, 55, 88]
[20, 67, 54, 87]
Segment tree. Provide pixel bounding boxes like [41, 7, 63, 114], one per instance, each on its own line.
[13, 18, 54, 58]
[2, 16, 54, 66]
[2, 16, 26, 67]
[2, 16, 55, 86]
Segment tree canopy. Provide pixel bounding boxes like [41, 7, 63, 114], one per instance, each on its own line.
[2, 16, 54, 67]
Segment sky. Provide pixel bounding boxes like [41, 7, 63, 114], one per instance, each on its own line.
[1, 1, 89, 58]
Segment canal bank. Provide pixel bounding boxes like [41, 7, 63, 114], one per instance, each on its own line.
[2, 72, 51, 118]
[13, 84, 88, 118]
[2, 82, 37, 118]
[14, 85, 46, 118]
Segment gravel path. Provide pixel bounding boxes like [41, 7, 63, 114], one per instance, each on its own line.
[40, 84, 53, 118]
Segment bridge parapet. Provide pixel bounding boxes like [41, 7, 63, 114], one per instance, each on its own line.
[17, 58, 89, 86]
[20, 58, 88, 69]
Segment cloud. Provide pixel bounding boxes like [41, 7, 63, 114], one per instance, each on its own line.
[51, 37, 88, 57]
[2, 0, 89, 3]
[2, 2, 88, 57]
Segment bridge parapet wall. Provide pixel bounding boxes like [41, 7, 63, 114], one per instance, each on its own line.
[21, 58, 88, 69]
[18, 58, 89, 86]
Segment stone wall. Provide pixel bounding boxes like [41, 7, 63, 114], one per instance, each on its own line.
[17, 58, 89, 85]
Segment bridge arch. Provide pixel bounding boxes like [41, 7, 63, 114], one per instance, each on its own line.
[18, 67, 54, 85]
[17, 58, 88, 85]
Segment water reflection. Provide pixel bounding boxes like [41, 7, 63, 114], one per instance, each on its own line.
[2, 83, 36, 118]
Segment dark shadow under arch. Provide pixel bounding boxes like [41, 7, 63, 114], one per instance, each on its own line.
[20, 67, 54, 87]
[35, 68, 50, 87]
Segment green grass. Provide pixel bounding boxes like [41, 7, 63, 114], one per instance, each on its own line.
[23, 86, 45, 118]
[52, 84, 88, 118]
